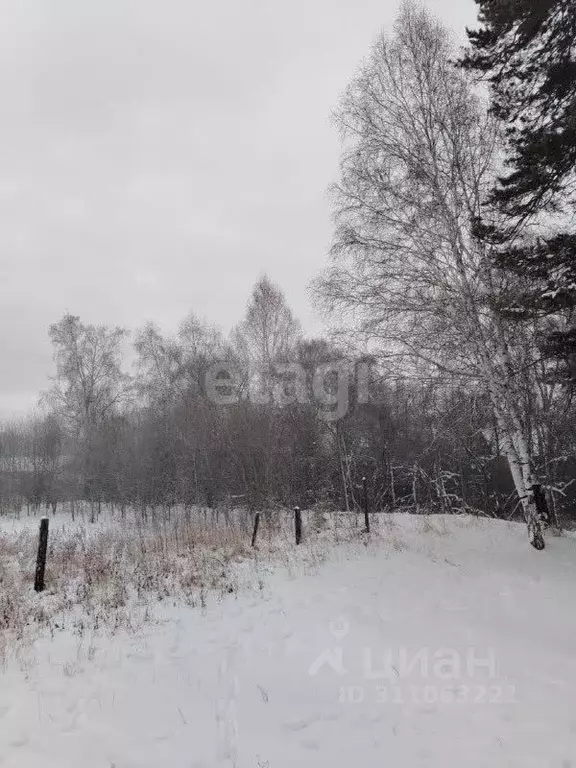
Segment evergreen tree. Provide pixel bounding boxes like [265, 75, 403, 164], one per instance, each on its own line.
[462, 0, 576, 374]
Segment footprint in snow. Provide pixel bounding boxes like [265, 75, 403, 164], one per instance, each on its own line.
[283, 716, 315, 732]
[9, 734, 30, 748]
[300, 738, 320, 751]
[284, 710, 339, 732]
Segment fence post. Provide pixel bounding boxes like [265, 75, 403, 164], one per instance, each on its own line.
[34, 517, 49, 593]
[294, 506, 302, 545]
[251, 512, 261, 547]
[362, 477, 370, 534]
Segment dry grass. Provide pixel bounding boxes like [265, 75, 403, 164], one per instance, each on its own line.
[0, 505, 443, 654]
[0, 503, 361, 651]
[0, 508, 282, 648]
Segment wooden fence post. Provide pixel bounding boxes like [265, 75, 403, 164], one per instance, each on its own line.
[251, 512, 261, 547]
[362, 477, 370, 534]
[294, 506, 302, 545]
[34, 517, 49, 593]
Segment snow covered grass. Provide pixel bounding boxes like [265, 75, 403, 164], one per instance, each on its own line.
[0, 507, 268, 648]
[0, 504, 353, 647]
[1, 510, 576, 766]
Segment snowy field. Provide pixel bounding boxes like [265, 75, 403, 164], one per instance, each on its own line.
[1, 511, 576, 767]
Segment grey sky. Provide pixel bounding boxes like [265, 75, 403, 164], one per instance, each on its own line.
[0, 0, 477, 416]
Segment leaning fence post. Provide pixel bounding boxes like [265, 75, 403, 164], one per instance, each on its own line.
[362, 477, 371, 534]
[251, 512, 261, 547]
[34, 517, 49, 593]
[294, 506, 302, 545]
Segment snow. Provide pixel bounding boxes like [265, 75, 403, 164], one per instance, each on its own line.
[1, 513, 576, 767]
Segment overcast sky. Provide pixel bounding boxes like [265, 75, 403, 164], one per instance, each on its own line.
[0, 0, 477, 417]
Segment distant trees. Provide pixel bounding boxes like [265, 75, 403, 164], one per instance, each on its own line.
[0, 414, 64, 514]
[2, 301, 576, 528]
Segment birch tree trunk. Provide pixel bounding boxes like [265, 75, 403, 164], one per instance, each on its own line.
[503, 428, 545, 550]
[483, 358, 545, 550]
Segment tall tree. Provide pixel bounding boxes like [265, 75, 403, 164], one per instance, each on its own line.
[232, 275, 301, 400]
[45, 314, 132, 508]
[315, 1, 547, 548]
[46, 314, 131, 432]
[461, 0, 576, 371]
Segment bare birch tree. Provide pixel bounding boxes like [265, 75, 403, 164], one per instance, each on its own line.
[46, 314, 131, 432]
[45, 314, 132, 513]
[315, 2, 547, 548]
[232, 274, 301, 401]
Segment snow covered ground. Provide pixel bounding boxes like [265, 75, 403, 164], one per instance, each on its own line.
[1, 512, 576, 767]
